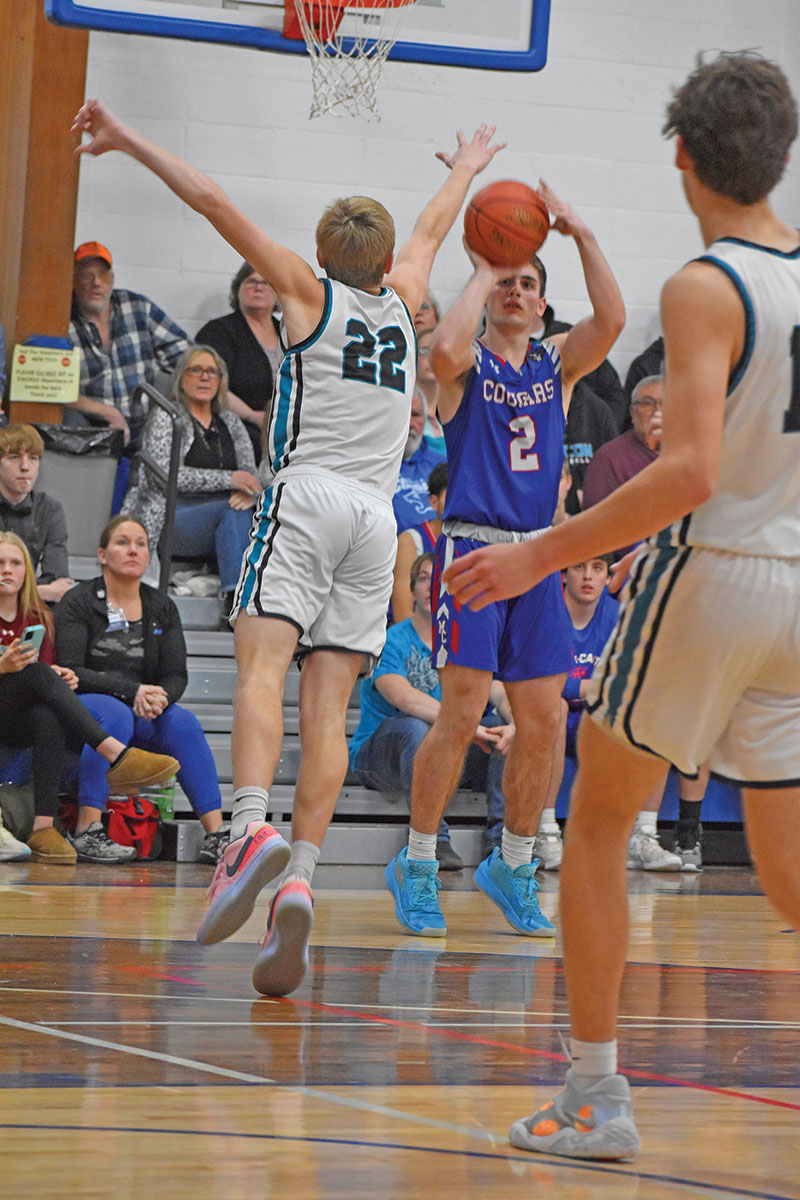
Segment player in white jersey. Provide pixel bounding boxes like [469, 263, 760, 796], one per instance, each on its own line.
[443, 51, 800, 1160]
[72, 100, 504, 995]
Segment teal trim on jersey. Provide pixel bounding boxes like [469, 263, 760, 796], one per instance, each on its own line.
[604, 542, 681, 725]
[716, 235, 800, 259]
[239, 484, 274, 610]
[285, 278, 333, 354]
[695, 254, 755, 393]
[271, 362, 294, 471]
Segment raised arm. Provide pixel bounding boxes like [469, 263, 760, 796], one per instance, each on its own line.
[427, 248, 508, 423]
[442, 261, 741, 607]
[385, 125, 506, 316]
[539, 182, 625, 399]
[72, 100, 324, 340]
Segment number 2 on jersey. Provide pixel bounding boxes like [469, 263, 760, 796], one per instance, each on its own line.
[784, 326, 800, 432]
[342, 319, 407, 393]
[508, 414, 540, 471]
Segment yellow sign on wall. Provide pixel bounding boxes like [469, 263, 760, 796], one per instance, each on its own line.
[9, 344, 80, 404]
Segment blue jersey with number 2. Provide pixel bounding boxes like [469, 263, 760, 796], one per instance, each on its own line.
[442, 338, 564, 532]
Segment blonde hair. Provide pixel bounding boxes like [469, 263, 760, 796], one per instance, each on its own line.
[315, 196, 395, 289]
[0, 532, 53, 640]
[170, 344, 229, 415]
[0, 424, 44, 460]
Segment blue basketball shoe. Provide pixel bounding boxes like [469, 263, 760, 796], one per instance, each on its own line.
[385, 847, 446, 936]
[473, 848, 555, 936]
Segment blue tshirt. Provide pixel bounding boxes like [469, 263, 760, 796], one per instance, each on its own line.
[348, 620, 440, 767]
[563, 586, 620, 706]
[442, 338, 565, 532]
[392, 438, 446, 534]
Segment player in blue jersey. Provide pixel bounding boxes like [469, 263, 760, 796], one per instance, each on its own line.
[444, 52, 800, 1161]
[385, 182, 625, 939]
[73, 100, 505, 994]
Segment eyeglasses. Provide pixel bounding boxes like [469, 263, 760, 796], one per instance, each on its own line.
[631, 396, 663, 411]
[242, 278, 269, 287]
[185, 366, 221, 378]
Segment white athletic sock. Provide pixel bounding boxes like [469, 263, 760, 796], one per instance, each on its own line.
[230, 786, 269, 841]
[283, 840, 320, 888]
[570, 1038, 618, 1085]
[408, 829, 437, 862]
[501, 828, 536, 871]
[538, 807, 559, 833]
[634, 813, 657, 837]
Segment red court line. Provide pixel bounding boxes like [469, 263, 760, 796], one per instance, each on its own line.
[276, 996, 800, 1114]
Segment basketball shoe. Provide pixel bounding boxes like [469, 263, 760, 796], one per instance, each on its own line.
[533, 827, 563, 871]
[385, 847, 446, 936]
[626, 831, 682, 871]
[509, 1068, 641, 1160]
[197, 822, 291, 945]
[252, 879, 314, 996]
[473, 848, 555, 937]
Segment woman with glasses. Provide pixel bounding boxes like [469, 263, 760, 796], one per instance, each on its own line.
[197, 262, 282, 463]
[123, 345, 260, 616]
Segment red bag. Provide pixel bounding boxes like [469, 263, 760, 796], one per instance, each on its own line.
[106, 795, 163, 860]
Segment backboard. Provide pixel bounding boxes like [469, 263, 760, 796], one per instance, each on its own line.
[45, 0, 551, 70]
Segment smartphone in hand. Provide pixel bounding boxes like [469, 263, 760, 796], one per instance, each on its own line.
[20, 624, 46, 653]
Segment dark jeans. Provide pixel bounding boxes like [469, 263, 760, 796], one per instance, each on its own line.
[353, 714, 506, 842]
[0, 661, 107, 817]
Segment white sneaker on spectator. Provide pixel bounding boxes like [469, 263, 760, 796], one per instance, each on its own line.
[533, 828, 563, 871]
[627, 831, 682, 871]
[0, 819, 32, 861]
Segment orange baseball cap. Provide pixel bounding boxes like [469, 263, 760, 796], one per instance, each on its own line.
[74, 241, 112, 268]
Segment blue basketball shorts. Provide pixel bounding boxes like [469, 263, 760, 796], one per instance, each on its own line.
[431, 534, 572, 682]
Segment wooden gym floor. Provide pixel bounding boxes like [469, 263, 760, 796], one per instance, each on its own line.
[0, 860, 797, 1200]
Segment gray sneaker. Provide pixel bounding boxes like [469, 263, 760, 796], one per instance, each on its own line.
[675, 823, 703, 872]
[533, 828, 563, 871]
[69, 821, 137, 864]
[509, 1067, 641, 1160]
[198, 824, 230, 865]
[627, 831, 682, 871]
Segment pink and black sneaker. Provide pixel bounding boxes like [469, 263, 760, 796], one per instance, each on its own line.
[197, 822, 291, 945]
[252, 879, 314, 997]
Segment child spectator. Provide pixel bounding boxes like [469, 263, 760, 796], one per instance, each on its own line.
[0, 425, 74, 603]
[0, 532, 178, 863]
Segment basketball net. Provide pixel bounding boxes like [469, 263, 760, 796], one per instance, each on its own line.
[289, 0, 417, 119]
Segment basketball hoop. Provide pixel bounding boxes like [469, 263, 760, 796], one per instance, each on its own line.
[285, 0, 417, 120]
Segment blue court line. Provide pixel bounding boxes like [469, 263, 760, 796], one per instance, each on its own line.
[0, 1123, 793, 1200]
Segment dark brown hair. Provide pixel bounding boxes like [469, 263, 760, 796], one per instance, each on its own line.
[99, 514, 149, 551]
[663, 52, 797, 205]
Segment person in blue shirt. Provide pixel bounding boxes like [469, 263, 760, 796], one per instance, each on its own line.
[386, 183, 625, 939]
[560, 556, 681, 872]
[350, 552, 512, 870]
[391, 391, 446, 534]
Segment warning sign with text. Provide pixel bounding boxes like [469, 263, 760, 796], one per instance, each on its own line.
[10, 344, 80, 404]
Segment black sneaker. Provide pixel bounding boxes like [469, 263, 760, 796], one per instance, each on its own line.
[675, 821, 703, 872]
[69, 821, 136, 864]
[435, 839, 464, 871]
[198, 825, 230, 865]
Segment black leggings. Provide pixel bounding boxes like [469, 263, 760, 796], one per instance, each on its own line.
[0, 662, 108, 818]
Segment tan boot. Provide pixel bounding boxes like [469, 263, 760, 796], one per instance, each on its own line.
[106, 748, 179, 792]
[28, 826, 77, 865]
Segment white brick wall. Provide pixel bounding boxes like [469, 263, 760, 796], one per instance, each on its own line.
[76, 0, 800, 383]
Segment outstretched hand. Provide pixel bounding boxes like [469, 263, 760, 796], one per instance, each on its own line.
[442, 540, 543, 610]
[72, 98, 126, 157]
[537, 179, 587, 240]
[436, 124, 506, 175]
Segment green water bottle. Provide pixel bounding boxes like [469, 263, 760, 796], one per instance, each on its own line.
[142, 777, 175, 820]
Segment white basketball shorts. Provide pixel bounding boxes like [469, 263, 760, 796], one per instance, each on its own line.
[231, 466, 397, 662]
[586, 541, 800, 787]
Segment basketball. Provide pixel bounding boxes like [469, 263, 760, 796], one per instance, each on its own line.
[463, 180, 550, 267]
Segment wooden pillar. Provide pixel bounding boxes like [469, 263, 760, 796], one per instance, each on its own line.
[0, 0, 88, 420]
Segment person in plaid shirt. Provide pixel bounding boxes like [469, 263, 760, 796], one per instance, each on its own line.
[69, 241, 189, 451]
